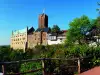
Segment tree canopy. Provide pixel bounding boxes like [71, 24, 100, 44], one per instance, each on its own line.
[51, 25, 60, 33]
[66, 15, 93, 44]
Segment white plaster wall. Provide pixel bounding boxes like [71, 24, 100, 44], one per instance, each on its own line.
[47, 35, 66, 45]
[47, 39, 62, 45]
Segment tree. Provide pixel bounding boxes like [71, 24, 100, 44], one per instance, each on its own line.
[48, 27, 51, 32]
[96, 2, 100, 28]
[51, 25, 60, 33]
[66, 15, 91, 44]
[93, 17, 100, 28]
[96, 2, 100, 16]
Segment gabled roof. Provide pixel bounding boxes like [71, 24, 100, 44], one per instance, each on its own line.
[28, 27, 35, 34]
[36, 28, 50, 32]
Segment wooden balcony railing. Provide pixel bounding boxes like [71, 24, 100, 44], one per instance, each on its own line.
[0, 58, 81, 75]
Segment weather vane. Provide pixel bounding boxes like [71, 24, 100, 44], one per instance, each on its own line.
[43, 8, 45, 14]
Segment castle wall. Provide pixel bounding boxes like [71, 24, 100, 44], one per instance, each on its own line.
[11, 32, 27, 50]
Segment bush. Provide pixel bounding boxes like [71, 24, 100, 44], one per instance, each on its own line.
[20, 62, 42, 75]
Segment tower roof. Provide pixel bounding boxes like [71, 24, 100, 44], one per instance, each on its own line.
[36, 28, 50, 32]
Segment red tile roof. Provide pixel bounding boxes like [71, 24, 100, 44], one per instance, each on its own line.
[79, 66, 100, 75]
[62, 30, 68, 32]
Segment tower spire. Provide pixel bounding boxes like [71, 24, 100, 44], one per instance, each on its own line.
[43, 8, 45, 14]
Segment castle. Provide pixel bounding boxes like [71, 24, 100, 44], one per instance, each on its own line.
[10, 12, 67, 50]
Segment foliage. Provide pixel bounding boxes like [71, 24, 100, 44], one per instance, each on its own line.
[0, 15, 100, 74]
[0, 43, 100, 74]
[20, 62, 42, 75]
[66, 15, 92, 44]
[0, 46, 11, 62]
[51, 25, 60, 33]
[94, 17, 100, 27]
[9, 50, 25, 61]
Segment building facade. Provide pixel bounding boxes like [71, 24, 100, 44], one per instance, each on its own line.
[28, 31, 48, 48]
[11, 27, 34, 50]
[47, 30, 67, 45]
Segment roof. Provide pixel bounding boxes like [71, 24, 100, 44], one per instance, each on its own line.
[13, 28, 27, 35]
[48, 33, 57, 36]
[79, 66, 100, 75]
[28, 27, 35, 34]
[36, 28, 50, 32]
[13, 27, 34, 35]
[62, 30, 67, 32]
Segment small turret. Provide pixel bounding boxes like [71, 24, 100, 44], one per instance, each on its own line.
[12, 30, 13, 35]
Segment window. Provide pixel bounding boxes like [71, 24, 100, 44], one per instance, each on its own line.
[23, 38, 25, 40]
[50, 36, 57, 41]
[43, 34, 45, 36]
[60, 38, 62, 40]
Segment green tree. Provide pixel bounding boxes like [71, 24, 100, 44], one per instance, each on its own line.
[48, 27, 51, 32]
[51, 25, 60, 33]
[66, 15, 91, 44]
[93, 17, 100, 28]
[95, 2, 100, 33]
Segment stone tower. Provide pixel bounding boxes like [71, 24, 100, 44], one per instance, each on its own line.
[38, 11, 48, 28]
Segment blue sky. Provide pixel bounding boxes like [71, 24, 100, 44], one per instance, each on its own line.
[0, 0, 99, 45]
